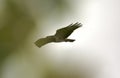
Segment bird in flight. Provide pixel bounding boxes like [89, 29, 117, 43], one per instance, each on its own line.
[35, 22, 82, 48]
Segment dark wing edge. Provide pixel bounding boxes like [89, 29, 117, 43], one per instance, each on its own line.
[55, 22, 82, 38]
[67, 22, 82, 30]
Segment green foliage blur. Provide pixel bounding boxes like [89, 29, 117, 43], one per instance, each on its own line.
[0, 0, 88, 78]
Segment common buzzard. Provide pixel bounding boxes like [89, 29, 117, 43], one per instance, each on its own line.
[35, 22, 82, 47]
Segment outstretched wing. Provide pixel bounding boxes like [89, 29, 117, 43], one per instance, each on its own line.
[55, 22, 82, 39]
[35, 36, 55, 48]
[35, 22, 82, 48]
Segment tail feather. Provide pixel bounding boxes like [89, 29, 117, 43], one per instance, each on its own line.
[35, 36, 55, 48]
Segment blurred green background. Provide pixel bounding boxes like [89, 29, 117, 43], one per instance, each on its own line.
[0, 0, 97, 78]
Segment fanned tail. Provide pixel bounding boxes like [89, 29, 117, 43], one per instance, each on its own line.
[35, 36, 55, 48]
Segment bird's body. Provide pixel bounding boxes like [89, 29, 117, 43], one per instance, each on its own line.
[35, 22, 82, 48]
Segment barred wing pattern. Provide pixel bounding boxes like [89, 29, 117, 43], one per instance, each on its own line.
[35, 22, 82, 48]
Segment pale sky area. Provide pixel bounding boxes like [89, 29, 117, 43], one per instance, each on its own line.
[2, 0, 120, 78]
[37, 0, 120, 78]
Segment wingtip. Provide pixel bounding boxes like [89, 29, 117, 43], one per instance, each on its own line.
[74, 22, 82, 27]
[68, 22, 82, 28]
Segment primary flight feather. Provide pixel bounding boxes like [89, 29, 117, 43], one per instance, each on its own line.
[35, 22, 82, 48]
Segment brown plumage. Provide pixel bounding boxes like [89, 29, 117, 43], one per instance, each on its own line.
[35, 22, 82, 48]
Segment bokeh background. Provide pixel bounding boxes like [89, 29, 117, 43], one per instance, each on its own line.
[0, 0, 120, 78]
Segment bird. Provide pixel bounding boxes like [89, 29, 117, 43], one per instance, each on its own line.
[35, 22, 82, 48]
